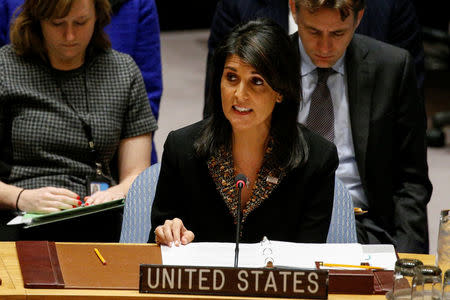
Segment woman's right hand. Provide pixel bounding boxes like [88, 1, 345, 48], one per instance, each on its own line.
[18, 187, 81, 213]
[153, 218, 195, 247]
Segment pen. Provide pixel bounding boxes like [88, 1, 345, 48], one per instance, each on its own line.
[320, 262, 384, 270]
[94, 248, 106, 265]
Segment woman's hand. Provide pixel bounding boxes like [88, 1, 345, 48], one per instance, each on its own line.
[154, 218, 195, 246]
[84, 189, 125, 206]
[81, 134, 150, 204]
[18, 187, 81, 213]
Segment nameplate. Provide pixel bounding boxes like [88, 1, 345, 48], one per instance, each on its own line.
[139, 265, 328, 299]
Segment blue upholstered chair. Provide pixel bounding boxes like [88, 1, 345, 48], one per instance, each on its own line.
[326, 178, 358, 243]
[120, 163, 161, 243]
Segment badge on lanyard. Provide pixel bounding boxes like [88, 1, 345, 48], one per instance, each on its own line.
[86, 173, 110, 195]
[60, 80, 113, 197]
[86, 163, 111, 195]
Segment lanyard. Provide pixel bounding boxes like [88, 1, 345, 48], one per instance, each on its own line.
[57, 73, 106, 178]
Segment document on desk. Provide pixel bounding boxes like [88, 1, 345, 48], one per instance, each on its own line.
[161, 242, 261, 268]
[361, 244, 397, 270]
[161, 241, 395, 270]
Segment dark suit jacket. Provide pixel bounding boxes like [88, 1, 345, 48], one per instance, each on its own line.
[204, 0, 425, 117]
[291, 33, 432, 253]
[149, 120, 338, 244]
[207, 0, 289, 53]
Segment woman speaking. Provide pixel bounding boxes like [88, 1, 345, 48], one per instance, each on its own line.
[150, 19, 338, 246]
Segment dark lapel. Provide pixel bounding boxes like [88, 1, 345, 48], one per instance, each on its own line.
[290, 32, 300, 53]
[289, 32, 304, 104]
[345, 34, 375, 185]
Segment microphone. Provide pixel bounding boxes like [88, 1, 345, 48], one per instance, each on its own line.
[234, 174, 247, 268]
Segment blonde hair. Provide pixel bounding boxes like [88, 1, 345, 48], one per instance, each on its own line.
[10, 0, 112, 62]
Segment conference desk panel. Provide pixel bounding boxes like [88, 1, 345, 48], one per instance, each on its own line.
[0, 242, 435, 300]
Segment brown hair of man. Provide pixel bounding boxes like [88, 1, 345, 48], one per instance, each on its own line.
[10, 0, 111, 63]
[292, 0, 365, 21]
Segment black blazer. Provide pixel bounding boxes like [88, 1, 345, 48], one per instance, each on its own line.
[149, 121, 338, 244]
[291, 33, 432, 253]
[204, 0, 425, 117]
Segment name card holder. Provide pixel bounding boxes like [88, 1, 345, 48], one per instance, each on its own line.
[139, 264, 328, 299]
[314, 261, 394, 295]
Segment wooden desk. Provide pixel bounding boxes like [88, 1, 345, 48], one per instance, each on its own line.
[0, 242, 435, 300]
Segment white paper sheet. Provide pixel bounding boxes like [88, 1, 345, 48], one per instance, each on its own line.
[271, 242, 364, 269]
[361, 244, 397, 270]
[160, 241, 383, 270]
[7, 215, 31, 225]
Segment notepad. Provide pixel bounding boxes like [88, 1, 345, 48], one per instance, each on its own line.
[7, 198, 125, 228]
[160, 240, 396, 270]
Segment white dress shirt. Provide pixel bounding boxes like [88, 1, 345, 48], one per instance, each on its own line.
[296, 37, 369, 209]
[288, 9, 297, 35]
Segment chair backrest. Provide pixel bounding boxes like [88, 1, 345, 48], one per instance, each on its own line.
[120, 163, 161, 243]
[326, 177, 358, 243]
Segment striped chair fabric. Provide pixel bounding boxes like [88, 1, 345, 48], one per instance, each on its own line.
[120, 163, 161, 243]
[326, 177, 358, 243]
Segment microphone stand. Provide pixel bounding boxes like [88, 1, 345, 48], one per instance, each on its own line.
[234, 183, 243, 268]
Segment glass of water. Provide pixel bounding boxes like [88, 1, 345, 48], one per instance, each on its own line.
[393, 258, 424, 300]
[411, 265, 442, 300]
[443, 270, 450, 300]
[438, 210, 450, 274]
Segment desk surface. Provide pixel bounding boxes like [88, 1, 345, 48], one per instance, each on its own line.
[0, 242, 435, 300]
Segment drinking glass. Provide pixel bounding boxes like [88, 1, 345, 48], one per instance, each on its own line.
[411, 265, 442, 300]
[393, 258, 424, 300]
[438, 210, 450, 274]
[443, 270, 450, 300]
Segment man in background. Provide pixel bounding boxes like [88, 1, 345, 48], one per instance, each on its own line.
[289, 0, 431, 253]
[204, 0, 425, 118]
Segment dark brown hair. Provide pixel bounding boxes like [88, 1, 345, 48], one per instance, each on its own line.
[10, 0, 111, 62]
[293, 0, 365, 21]
[195, 19, 308, 171]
